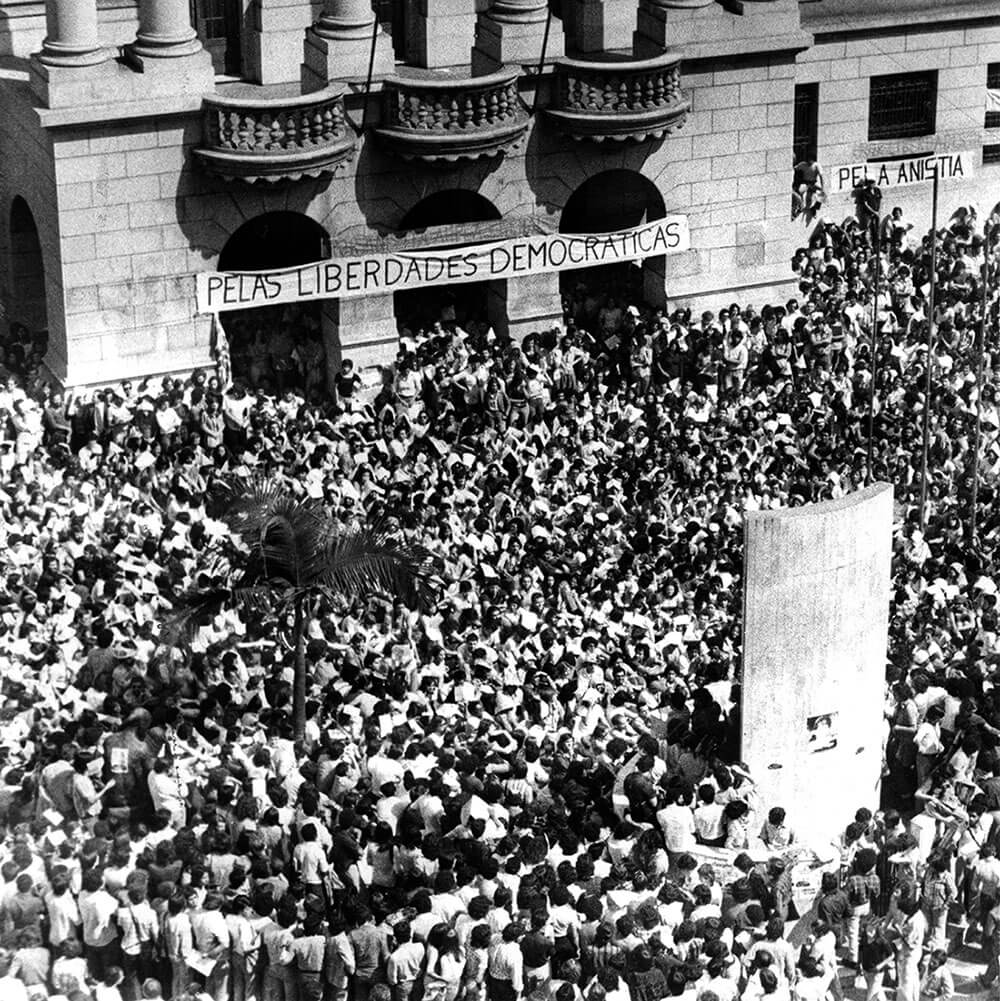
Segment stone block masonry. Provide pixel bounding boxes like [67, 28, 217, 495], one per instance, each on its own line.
[6, 0, 1000, 386]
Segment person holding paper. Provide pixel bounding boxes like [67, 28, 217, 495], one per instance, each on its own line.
[37, 743, 76, 821]
[190, 891, 231, 1001]
[71, 753, 114, 824]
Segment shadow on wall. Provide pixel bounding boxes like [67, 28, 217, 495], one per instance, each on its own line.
[519, 112, 666, 220]
[8, 195, 48, 334]
[172, 145, 332, 267]
[348, 131, 510, 237]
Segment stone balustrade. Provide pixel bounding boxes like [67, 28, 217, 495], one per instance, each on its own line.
[547, 51, 690, 142]
[374, 68, 528, 163]
[195, 86, 355, 183]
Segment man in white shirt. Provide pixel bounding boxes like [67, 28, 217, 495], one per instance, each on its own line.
[80, 870, 120, 981]
[693, 784, 726, 847]
[164, 893, 194, 998]
[367, 745, 405, 792]
[375, 781, 409, 834]
[116, 885, 159, 1000]
[656, 788, 697, 855]
[293, 824, 331, 897]
[914, 704, 945, 785]
[386, 920, 425, 1001]
[190, 892, 231, 1001]
[430, 871, 466, 924]
[487, 922, 525, 999]
[44, 868, 80, 948]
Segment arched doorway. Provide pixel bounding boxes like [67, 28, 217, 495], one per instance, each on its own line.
[8, 197, 48, 358]
[394, 190, 507, 337]
[559, 170, 668, 311]
[218, 211, 331, 394]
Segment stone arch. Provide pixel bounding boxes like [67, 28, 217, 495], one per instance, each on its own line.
[218, 209, 331, 271]
[217, 210, 334, 394]
[394, 188, 508, 336]
[8, 195, 48, 338]
[559, 168, 668, 309]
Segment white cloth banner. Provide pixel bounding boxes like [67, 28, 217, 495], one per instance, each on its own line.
[829, 150, 976, 195]
[987, 88, 1000, 111]
[195, 216, 690, 314]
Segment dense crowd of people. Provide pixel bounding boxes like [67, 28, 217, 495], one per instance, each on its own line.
[0, 199, 999, 1001]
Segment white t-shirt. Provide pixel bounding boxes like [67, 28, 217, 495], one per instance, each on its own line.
[656, 804, 696, 852]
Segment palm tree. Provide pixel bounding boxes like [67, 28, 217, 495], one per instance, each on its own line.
[168, 476, 440, 740]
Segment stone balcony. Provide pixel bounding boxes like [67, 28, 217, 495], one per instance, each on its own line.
[546, 51, 689, 142]
[194, 84, 356, 183]
[373, 67, 528, 163]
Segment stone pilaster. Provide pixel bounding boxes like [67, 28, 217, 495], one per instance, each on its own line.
[472, 0, 564, 76]
[405, 0, 477, 69]
[563, 0, 637, 55]
[323, 293, 398, 377]
[302, 0, 394, 92]
[635, 0, 801, 58]
[634, 0, 709, 56]
[244, 0, 321, 86]
[506, 270, 563, 341]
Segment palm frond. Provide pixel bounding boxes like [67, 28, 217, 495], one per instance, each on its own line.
[198, 476, 443, 611]
[257, 512, 311, 586]
[305, 522, 442, 609]
[215, 475, 300, 535]
[217, 475, 329, 588]
[160, 581, 279, 650]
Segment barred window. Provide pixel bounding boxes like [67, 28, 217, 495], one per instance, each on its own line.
[986, 62, 1000, 130]
[868, 71, 937, 141]
[197, 0, 228, 39]
[793, 83, 819, 164]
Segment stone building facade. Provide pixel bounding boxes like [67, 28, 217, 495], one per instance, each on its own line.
[1, 0, 1000, 387]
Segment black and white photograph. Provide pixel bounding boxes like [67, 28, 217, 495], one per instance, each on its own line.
[806, 713, 838, 754]
[0, 2, 999, 1001]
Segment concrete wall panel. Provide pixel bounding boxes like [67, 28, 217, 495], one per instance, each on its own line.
[741, 484, 893, 843]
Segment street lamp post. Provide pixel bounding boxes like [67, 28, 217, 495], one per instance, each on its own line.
[918, 164, 940, 532]
[971, 219, 994, 543]
[865, 212, 883, 484]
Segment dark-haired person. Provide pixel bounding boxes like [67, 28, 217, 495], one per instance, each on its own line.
[895, 894, 927, 1001]
[487, 922, 524, 1001]
[844, 849, 880, 968]
[387, 920, 424, 1001]
[815, 871, 850, 949]
[349, 905, 389, 1001]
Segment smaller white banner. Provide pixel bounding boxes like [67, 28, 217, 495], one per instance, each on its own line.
[830, 150, 976, 195]
[987, 88, 1000, 111]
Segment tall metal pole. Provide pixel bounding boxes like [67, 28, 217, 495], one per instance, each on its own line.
[531, 8, 553, 115]
[918, 165, 940, 531]
[971, 220, 992, 543]
[865, 215, 882, 484]
[360, 9, 380, 132]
